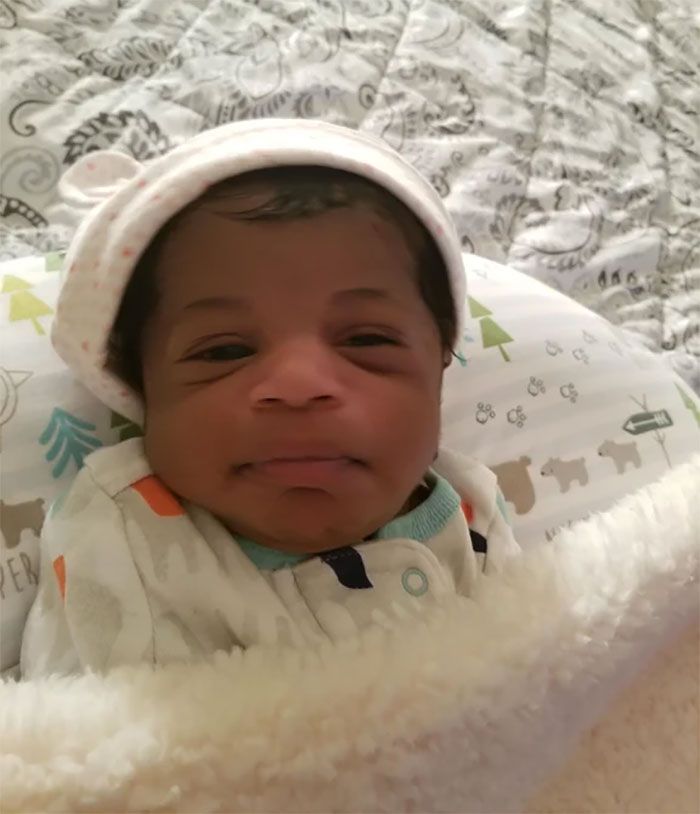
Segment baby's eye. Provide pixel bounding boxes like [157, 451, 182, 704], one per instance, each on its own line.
[188, 343, 254, 362]
[344, 333, 399, 347]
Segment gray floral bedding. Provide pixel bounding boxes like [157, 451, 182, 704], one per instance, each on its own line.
[1, 0, 698, 389]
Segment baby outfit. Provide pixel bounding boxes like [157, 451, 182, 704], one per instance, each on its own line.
[21, 439, 518, 676]
[20, 119, 521, 676]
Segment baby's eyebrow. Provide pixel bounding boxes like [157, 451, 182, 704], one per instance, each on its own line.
[332, 287, 394, 304]
[181, 288, 395, 313]
[182, 296, 246, 313]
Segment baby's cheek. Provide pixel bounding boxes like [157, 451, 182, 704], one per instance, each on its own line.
[379, 378, 440, 432]
[142, 399, 226, 498]
[369, 385, 440, 472]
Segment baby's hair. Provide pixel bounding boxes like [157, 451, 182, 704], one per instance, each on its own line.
[108, 165, 457, 392]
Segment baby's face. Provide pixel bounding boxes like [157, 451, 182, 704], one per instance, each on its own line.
[141, 202, 446, 553]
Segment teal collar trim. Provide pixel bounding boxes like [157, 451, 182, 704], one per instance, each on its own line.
[368, 471, 461, 543]
[236, 470, 460, 571]
[236, 537, 310, 571]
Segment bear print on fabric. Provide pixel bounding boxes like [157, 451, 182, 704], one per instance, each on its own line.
[490, 457, 535, 515]
[0, 498, 45, 550]
[598, 439, 642, 474]
[540, 457, 589, 493]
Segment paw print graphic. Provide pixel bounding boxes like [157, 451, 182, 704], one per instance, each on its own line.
[560, 383, 579, 404]
[545, 340, 563, 356]
[507, 405, 527, 428]
[572, 347, 590, 364]
[582, 330, 597, 344]
[476, 402, 496, 424]
[609, 341, 623, 356]
[527, 376, 545, 396]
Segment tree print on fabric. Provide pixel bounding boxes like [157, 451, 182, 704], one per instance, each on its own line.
[468, 296, 513, 361]
[44, 252, 64, 272]
[39, 408, 103, 478]
[676, 384, 700, 428]
[2, 274, 53, 335]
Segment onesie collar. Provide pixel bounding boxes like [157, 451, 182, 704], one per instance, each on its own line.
[236, 470, 460, 571]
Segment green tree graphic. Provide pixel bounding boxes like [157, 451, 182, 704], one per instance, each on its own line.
[39, 408, 102, 478]
[481, 318, 514, 361]
[468, 296, 513, 361]
[44, 252, 64, 272]
[2, 274, 53, 335]
[676, 384, 700, 428]
[110, 410, 143, 442]
[468, 296, 492, 319]
[453, 349, 468, 367]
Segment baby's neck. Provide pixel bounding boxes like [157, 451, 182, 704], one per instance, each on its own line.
[364, 477, 431, 541]
[401, 479, 432, 514]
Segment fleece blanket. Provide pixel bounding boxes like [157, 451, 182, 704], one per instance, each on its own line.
[527, 620, 700, 814]
[1, 454, 698, 813]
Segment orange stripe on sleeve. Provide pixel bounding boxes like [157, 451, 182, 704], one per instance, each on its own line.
[131, 475, 185, 517]
[53, 555, 66, 601]
[461, 501, 474, 524]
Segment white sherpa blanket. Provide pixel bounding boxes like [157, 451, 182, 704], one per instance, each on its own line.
[1, 456, 698, 814]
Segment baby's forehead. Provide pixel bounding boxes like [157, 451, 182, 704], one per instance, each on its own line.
[150, 204, 422, 316]
[168, 167, 426, 248]
[146, 168, 429, 308]
[170, 199, 416, 262]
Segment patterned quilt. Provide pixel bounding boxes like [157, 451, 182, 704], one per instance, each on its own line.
[1, 0, 698, 389]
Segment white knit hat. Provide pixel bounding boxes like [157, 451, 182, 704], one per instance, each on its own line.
[53, 119, 466, 424]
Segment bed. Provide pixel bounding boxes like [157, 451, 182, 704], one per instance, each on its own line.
[1, 1, 699, 811]
[2, 0, 698, 388]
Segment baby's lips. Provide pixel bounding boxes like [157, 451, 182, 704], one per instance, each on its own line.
[250, 441, 360, 463]
[239, 456, 364, 488]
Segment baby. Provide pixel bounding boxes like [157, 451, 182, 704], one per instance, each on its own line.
[20, 120, 519, 676]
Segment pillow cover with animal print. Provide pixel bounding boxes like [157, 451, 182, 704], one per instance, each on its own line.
[442, 255, 699, 545]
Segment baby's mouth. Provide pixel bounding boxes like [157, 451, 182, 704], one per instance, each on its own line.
[236, 456, 364, 487]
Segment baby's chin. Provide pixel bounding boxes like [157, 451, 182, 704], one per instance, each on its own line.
[221, 500, 386, 554]
[215, 480, 427, 554]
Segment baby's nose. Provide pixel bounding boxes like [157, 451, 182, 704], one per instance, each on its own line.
[250, 341, 343, 409]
